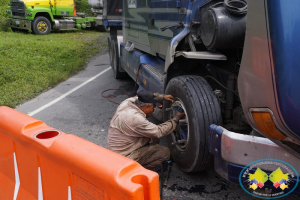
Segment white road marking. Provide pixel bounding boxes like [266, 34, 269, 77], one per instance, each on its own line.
[28, 67, 111, 116]
[38, 167, 43, 200]
[13, 153, 20, 200]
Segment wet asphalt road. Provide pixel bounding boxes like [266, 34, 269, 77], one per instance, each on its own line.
[16, 51, 261, 200]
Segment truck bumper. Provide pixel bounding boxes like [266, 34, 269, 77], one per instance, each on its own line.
[103, 19, 122, 27]
[7, 18, 31, 31]
[209, 124, 300, 195]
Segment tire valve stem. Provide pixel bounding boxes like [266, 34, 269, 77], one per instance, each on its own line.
[172, 139, 187, 145]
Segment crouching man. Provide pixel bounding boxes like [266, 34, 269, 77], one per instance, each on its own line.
[107, 90, 184, 169]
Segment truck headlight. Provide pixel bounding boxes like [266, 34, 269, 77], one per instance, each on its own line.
[26, 12, 32, 16]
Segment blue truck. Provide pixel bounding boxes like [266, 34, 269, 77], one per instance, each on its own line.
[108, 0, 300, 197]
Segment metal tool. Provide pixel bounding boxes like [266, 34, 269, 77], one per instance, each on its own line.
[163, 160, 173, 188]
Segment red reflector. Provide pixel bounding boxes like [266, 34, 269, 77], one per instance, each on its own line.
[115, 9, 119, 12]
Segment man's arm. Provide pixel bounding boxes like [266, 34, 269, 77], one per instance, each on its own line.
[122, 114, 181, 139]
[153, 93, 174, 104]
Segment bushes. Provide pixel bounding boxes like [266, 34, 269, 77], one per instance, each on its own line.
[75, 0, 92, 15]
[0, 0, 10, 31]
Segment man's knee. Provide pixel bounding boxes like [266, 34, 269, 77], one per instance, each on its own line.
[160, 146, 170, 161]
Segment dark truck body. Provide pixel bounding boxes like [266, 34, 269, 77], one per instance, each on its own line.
[103, 0, 122, 28]
[89, 0, 122, 31]
[108, 0, 300, 197]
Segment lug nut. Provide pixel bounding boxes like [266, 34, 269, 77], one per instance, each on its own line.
[165, 108, 172, 112]
[172, 139, 187, 145]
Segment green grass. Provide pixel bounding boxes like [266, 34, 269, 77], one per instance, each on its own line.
[0, 31, 108, 107]
[0, 0, 10, 31]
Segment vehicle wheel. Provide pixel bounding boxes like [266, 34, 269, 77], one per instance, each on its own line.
[164, 76, 222, 172]
[111, 38, 127, 79]
[96, 25, 107, 32]
[32, 16, 51, 35]
[108, 37, 113, 66]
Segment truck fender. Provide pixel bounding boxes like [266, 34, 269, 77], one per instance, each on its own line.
[116, 35, 123, 57]
[32, 10, 54, 22]
[164, 29, 190, 73]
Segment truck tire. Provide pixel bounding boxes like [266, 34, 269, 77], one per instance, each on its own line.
[32, 16, 51, 35]
[110, 38, 127, 79]
[96, 25, 107, 32]
[164, 76, 222, 172]
[108, 37, 113, 67]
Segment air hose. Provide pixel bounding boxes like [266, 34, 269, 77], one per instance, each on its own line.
[101, 63, 145, 104]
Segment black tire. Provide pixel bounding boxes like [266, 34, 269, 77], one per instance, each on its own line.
[110, 38, 127, 79]
[108, 37, 113, 66]
[164, 76, 222, 172]
[96, 25, 107, 32]
[32, 16, 51, 35]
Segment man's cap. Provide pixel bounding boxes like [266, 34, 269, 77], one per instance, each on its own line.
[137, 90, 162, 107]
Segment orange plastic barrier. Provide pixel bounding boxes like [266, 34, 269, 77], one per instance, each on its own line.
[0, 106, 160, 200]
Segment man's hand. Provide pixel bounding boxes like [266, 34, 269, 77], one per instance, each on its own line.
[164, 94, 174, 102]
[176, 112, 185, 119]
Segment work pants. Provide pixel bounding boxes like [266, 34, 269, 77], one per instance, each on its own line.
[127, 144, 170, 169]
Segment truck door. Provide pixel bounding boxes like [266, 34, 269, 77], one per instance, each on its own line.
[124, 0, 150, 53]
[148, 0, 180, 57]
[53, 0, 74, 16]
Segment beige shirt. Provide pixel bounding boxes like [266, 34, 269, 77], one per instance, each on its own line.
[107, 94, 179, 156]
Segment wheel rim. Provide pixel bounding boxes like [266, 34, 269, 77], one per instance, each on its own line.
[37, 21, 48, 33]
[168, 98, 190, 151]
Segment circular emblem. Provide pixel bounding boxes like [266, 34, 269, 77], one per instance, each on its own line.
[239, 159, 299, 199]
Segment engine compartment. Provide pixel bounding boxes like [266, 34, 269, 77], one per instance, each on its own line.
[168, 0, 251, 133]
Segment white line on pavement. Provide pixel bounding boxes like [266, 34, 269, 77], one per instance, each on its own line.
[29, 67, 111, 116]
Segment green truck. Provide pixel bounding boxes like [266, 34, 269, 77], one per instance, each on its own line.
[6, 0, 96, 35]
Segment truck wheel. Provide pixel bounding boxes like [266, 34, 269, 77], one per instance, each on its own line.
[110, 38, 126, 79]
[108, 37, 113, 67]
[164, 76, 222, 172]
[96, 25, 106, 32]
[32, 16, 51, 35]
